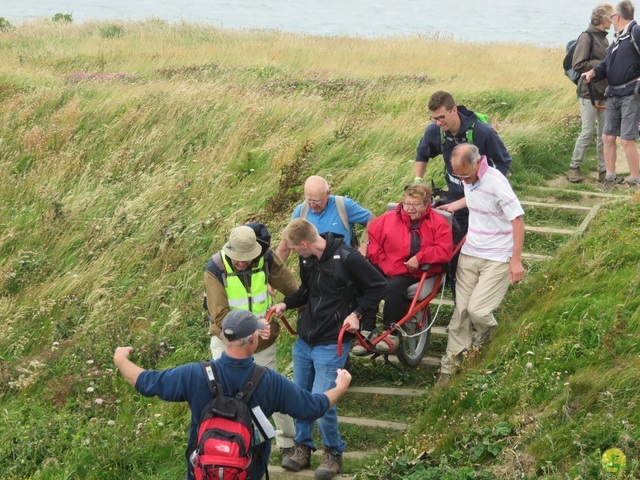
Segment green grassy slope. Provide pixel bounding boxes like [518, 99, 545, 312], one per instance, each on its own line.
[0, 19, 637, 480]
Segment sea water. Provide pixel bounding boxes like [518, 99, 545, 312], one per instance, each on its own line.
[3, 0, 610, 46]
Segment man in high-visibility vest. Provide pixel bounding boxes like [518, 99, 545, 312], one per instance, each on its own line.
[204, 224, 299, 463]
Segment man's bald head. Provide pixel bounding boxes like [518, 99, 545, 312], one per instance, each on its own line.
[303, 175, 331, 213]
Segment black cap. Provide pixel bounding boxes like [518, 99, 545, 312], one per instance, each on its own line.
[222, 310, 264, 341]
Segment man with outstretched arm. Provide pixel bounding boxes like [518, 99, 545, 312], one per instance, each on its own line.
[437, 144, 525, 386]
[114, 309, 352, 480]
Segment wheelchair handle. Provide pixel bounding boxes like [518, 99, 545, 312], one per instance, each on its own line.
[265, 308, 297, 335]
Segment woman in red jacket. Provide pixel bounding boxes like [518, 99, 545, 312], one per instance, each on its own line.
[363, 183, 453, 352]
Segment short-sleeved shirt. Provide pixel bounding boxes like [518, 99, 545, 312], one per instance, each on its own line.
[461, 156, 524, 263]
[291, 195, 371, 245]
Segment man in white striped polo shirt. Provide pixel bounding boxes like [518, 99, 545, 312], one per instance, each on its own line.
[437, 143, 525, 384]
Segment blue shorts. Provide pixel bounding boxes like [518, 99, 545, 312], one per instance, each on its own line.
[604, 94, 640, 140]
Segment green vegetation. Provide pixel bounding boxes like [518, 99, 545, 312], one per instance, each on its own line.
[0, 17, 13, 31]
[0, 19, 638, 480]
[52, 13, 73, 23]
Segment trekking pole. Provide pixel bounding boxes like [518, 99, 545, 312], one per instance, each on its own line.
[581, 76, 606, 110]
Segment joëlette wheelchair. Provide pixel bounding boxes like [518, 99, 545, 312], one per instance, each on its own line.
[336, 201, 465, 367]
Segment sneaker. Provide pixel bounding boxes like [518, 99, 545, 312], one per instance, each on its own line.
[280, 446, 295, 468]
[314, 447, 343, 479]
[351, 330, 377, 356]
[566, 167, 582, 183]
[375, 333, 399, 353]
[281, 442, 311, 472]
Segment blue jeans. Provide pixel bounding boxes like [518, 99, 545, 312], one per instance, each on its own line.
[292, 338, 349, 454]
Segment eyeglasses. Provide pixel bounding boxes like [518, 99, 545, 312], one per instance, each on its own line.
[305, 198, 324, 205]
[402, 201, 426, 209]
[609, 13, 619, 19]
[451, 172, 473, 180]
[430, 108, 453, 123]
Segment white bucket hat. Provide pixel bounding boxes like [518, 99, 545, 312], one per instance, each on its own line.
[222, 226, 262, 262]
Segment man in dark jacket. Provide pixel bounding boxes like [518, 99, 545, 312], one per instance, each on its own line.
[413, 90, 512, 243]
[584, 0, 640, 187]
[271, 218, 387, 479]
[567, 3, 613, 183]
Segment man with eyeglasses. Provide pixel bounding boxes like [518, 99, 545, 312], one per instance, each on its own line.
[413, 91, 512, 244]
[276, 175, 375, 261]
[437, 144, 524, 386]
[583, 0, 640, 188]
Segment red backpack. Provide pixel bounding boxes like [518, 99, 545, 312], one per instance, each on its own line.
[192, 362, 266, 480]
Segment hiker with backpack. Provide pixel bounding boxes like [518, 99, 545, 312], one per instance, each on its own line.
[413, 91, 512, 299]
[270, 218, 387, 479]
[275, 175, 375, 261]
[583, 0, 640, 187]
[413, 91, 512, 245]
[204, 223, 299, 465]
[566, 3, 614, 184]
[114, 309, 353, 480]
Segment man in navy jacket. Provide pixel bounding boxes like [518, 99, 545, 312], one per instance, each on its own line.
[413, 90, 512, 243]
[584, 0, 640, 187]
[114, 309, 352, 480]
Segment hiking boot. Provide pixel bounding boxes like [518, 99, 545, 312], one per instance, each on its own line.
[351, 330, 377, 356]
[314, 447, 343, 479]
[281, 442, 311, 472]
[566, 167, 582, 183]
[280, 446, 295, 468]
[375, 333, 399, 353]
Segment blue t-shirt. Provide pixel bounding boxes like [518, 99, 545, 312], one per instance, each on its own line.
[292, 195, 371, 244]
[135, 353, 330, 480]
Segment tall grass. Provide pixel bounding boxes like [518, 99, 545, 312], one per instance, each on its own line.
[0, 19, 634, 479]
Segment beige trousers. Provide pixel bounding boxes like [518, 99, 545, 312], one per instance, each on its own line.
[441, 254, 510, 375]
[210, 335, 296, 448]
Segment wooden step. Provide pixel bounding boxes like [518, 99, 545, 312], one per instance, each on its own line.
[347, 386, 422, 396]
[431, 325, 446, 335]
[268, 467, 354, 479]
[431, 299, 454, 307]
[520, 200, 592, 211]
[525, 225, 576, 235]
[522, 252, 553, 261]
[534, 186, 632, 199]
[338, 415, 407, 431]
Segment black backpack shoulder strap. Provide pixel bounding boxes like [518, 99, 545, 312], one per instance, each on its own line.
[199, 361, 220, 398]
[235, 364, 267, 403]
